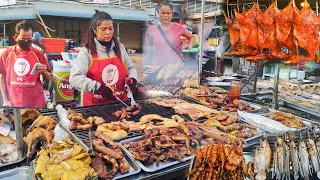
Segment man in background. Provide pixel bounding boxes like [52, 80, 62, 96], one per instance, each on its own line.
[0, 20, 51, 108]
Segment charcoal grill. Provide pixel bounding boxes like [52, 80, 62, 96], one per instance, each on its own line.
[57, 98, 193, 151]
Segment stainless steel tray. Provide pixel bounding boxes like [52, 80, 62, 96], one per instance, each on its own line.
[120, 136, 194, 173]
[32, 160, 98, 180]
[263, 109, 320, 128]
[32, 153, 141, 180]
[281, 99, 320, 118]
[113, 147, 141, 180]
[0, 148, 26, 168]
[0, 166, 32, 180]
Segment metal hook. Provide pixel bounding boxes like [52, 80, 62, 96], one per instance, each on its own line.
[299, 130, 303, 141]
[313, 126, 318, 139]
[307, 128, 311, 139]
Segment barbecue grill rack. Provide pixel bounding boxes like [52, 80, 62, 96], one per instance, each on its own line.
[59, 98, 195, 151]
[144, 65, 198, 87]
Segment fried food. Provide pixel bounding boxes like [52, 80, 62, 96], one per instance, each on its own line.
[264, 112, 303, 128]
[187, 143, 249, 180]
[21, 109, 40, 124]
[92, 130, 131, 177]
[91, 157, 111, 179]
[67, 109, 93, 130]
[92, 139, 123, 160]
[113, 104, 142, 120]
[139, 114, 169, 124]
[24, 128, 54, 157]
[34, 138, 96, 180]
[94, 131, 120, 149]
[87, 116, 105, 126]
[26, 116, 56, 132]
[147, 97, 187, 107]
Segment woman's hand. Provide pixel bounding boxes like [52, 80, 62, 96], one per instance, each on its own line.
[96, 85, 115, 100]
[126, 78, 137, 94]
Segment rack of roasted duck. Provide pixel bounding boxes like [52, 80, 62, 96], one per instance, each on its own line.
[224, 0, 319, 65]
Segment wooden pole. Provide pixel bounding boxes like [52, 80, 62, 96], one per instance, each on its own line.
[272, 62, 280, 110]
[33, 6, 51, 38]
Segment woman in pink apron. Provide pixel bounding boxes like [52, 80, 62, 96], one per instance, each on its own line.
[70, 10, 138, 106]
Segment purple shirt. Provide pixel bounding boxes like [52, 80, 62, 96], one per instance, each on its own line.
[146, 23, 186, 66]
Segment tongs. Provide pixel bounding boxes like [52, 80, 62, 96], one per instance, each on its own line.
[193, 92, 218, 97]
[115, 96, 129, 107]
[126, 85, 136, 106]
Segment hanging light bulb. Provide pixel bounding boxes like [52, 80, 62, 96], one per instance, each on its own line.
[301, 2, 305, 7]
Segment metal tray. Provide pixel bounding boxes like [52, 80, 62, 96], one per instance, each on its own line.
[281, 99, 320, 118]
[31, 160, 98, 180]
[0, 150, 26, 169]
[262, 109, 320, 128]
[0, 166, 32, 180]
[31, 153, 141, 180]
[183, 95, 263, 112]
[113, 147, 141, 180]
[120, 136, 194, 173]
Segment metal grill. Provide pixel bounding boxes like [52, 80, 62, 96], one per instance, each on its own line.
[65, 99, 193, 145]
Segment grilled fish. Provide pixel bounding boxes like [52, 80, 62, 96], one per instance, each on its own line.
[238, 111, 296, 133]
[299, 141, 311, 179]
[255, 139, 272, 180]
[289, 139, 300, 180]
[307, 138, 320, 178]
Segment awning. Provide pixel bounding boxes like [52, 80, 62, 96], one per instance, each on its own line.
[0, 1, 150, 21]
[0, 7, 36, 20]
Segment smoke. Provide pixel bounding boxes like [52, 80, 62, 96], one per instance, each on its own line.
[194, 20, 217, 43]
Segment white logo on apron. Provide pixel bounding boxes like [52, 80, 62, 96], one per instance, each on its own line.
[102, 64, 119, 86]
[14, 58, 30, 76]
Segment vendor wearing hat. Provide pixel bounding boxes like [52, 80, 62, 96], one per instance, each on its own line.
[0, 20, 52, 108]
[70, 10, 138, 106]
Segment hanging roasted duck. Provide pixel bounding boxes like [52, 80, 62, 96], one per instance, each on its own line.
[292, 0, 320, 61]
[223, 12, 241, 51]
[224, 4, 260, 57]
[224, 0, 320, 65]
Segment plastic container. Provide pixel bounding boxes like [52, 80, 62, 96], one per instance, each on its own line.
[229, 81, 240, 102]
[42, 38, 66, 54]
[52, 61, 74, 102]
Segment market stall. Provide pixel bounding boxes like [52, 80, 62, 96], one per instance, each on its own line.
[1, 1, 320, 180]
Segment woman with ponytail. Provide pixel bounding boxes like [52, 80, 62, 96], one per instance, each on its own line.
[70, 10, 138, 106]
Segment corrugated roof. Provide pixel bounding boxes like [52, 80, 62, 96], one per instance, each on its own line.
[0, 1, 149, 21]
[0, 7, 36, 20]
